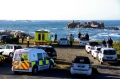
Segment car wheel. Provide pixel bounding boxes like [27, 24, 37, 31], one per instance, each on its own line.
[100, 61, 103, 64]
[32, 67, 38, 75]
[49, 64, 54, 70]
[9, 53, 13, 58]
[14, 71, 19, 75]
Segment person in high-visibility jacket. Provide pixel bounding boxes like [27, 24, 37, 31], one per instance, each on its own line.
[27, 36, 30, 47]
[14, 33, 17, 43]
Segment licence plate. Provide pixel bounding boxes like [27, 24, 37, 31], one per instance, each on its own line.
[107, 57, 112, 59]
[78, 66, 84, 68]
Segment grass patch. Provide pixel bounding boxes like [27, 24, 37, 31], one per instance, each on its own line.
[113, 41, 120, 58]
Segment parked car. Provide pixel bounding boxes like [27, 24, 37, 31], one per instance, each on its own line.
[58, 38, 69, 45]
[79, 36, 89, 46]
[0, 51, 5, 66]
[98, 47, 118, 64]
[85, 41, 100, 53]
[70, 56, 92, 77]
[29, 45, 57, 60]
[12, 48, 54, 75]
[0, 44, 22, 57]
[91, 46, 102, 59]
[0, 35, 18, 44]
[0, 35, 9, 43]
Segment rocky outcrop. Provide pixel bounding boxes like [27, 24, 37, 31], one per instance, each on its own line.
[0, 30, 33, 38]
[66, 20, 119, 30]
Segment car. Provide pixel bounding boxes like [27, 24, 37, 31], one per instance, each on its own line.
[31, 45, 57, 60]
[91, 46, 102, 59]
[98, 47, 118, 64]
[70, 56, 92, 77]
[0, 35, 10, 43]
[58, 38, 69, 45]
[85, 41, 100, 53]
[0, 51, 5, 66]
[79, 36, 89, 46]
[12, 48, 54, 75]
[0, 44, 22, 57]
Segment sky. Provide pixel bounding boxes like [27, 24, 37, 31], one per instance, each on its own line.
[0, 0, 120, 20]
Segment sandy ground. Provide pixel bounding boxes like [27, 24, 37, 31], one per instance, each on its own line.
[52, 44, 120, 77]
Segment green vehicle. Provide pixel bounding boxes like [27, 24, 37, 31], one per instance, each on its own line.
[0, 51, 5, 66]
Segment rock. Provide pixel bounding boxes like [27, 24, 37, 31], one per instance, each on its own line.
[66, 20, 119, 30]
[0, 30, 33, 39]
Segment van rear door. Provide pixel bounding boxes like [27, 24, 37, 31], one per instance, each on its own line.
[13, 52, 30, 70]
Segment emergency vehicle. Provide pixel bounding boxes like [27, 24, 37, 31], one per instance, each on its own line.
[0, 51, 5, 66]
[34, 29, 52, 45]
[12, 48, 54, 75]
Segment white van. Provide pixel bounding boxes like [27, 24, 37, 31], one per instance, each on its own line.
[12, 48, 54, 75]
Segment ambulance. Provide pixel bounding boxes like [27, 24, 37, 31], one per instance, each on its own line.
[34, 29, 52, 45]
[12, 48, 54, 75]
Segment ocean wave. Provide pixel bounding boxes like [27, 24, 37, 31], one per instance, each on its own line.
[97, 33, 120, 37]
[51, 28, 58, 30]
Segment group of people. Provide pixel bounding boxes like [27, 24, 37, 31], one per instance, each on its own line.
[102, 37, 113, 48]
[53, 33, 114, 47]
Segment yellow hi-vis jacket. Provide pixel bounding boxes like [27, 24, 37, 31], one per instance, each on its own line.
[27, 36, 30, 41]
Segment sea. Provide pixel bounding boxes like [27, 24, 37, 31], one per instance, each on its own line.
[0, 20, 120, 41]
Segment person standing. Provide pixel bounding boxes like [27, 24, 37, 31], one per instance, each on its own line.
[69, 34, 74, 46]
[85, 33, 89, 40]
[27, 36, 30, 47]
[78, 32, 81, 39]
[109, 37, 113, 48]
[54, 33, 57, 42]
[102, 39, 106, 47]
[14, 33, 17, 43]
[21, 35, 24, 44]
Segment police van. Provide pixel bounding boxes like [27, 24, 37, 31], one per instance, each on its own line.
[12, 48, 54, 75]
[34, 29, 52, 45]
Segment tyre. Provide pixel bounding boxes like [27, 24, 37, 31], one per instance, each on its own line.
[49, 64, 54, 70]
[14, 71, 19, 75]
[9, 53, 13, 58]
[32, 67, 38, 75]
[100, 61, 103, 64]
